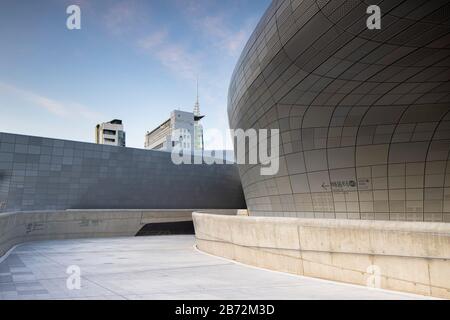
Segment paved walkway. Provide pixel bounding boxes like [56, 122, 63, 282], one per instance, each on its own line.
[0, 235, 427, 300]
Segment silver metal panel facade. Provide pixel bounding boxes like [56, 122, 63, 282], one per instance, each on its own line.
[0, 133, 246, 212]
[228, 0, 450, 221]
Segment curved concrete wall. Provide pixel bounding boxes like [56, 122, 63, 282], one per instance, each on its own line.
[228, 0, 450, 221]
[193, 212, 450, 298]
[0, 209, 238, 259]
[0, 132, 246, 212]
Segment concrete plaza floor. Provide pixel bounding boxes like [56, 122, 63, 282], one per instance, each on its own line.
[0, 235, 428, 300]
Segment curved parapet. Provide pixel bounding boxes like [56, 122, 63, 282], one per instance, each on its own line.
[228, 0, 450, 221]
[193, 212, 450, 298]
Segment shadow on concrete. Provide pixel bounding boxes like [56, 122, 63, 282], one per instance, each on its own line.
[135, 221, 195, 236]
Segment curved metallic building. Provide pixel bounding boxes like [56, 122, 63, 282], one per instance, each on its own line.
[228, 0, 450, 221]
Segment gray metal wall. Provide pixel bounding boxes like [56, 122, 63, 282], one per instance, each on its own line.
[228, 0, 450, 221]
[0, 132, 246, 212]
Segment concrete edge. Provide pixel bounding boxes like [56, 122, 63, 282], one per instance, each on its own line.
[193, 212, 450, 234]
[192, 244, 435, 300]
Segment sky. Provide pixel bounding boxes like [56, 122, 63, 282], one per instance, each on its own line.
[0, 0, 271, 149]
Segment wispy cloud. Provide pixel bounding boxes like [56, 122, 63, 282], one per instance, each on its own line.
[102, 0, 148, 36]
[196, 15, 254, 57]
[0, 82, 103, 121]
[116, 0, 254, 81]
[138, 30, 201, 81]
[177, 0, 256, 58]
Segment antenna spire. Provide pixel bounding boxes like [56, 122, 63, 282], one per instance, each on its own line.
[194, 77, 200, 116]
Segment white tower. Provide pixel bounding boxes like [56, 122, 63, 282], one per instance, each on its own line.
[193, 79, 204, 151]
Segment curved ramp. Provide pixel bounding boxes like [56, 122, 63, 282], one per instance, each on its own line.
[0, 235, 428, 300]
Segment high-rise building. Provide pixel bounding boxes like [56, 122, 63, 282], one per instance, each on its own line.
[145, 91, 204, 152]
[145, 110, 195, 151]
[95, 119, 126, 147]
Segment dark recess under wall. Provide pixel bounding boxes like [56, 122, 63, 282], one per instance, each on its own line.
[135, 221, 195, 236]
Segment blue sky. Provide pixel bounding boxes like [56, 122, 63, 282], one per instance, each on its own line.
[0, 0, 270, 149]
